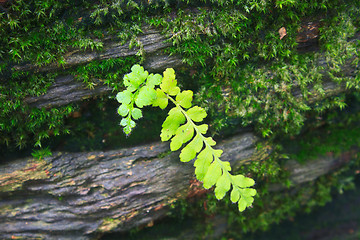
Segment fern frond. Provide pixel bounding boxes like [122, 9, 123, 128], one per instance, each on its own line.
[117, 64, 256, 212]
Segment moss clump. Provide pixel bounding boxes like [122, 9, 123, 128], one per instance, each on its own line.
[157, 1, 360, 137]
[1, 0, 359, 151]
[0, 0, 155, 149]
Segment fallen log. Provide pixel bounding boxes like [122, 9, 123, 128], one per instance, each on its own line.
[0, 129, 356, 240]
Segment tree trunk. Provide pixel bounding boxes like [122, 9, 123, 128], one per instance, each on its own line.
[0, 130, 356, 240]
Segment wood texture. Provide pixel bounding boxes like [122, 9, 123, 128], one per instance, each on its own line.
[0, 130, 356, 240]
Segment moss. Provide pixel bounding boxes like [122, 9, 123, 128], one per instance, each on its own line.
[73, 56, 139, 91]
[1, 0, 360, 150]
[158, 0, 360, 137]
[280, 92, 360, 163]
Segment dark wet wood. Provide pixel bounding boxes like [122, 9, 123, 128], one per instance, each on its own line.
[0, 132, 259, 239]
[0, 129, 356, 240]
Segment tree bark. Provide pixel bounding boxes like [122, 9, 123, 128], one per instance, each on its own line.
[0, 130, 356, 240]
[12, 29, 177, 73]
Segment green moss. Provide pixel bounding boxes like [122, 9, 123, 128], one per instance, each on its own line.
[73, 56, 139, 91]
[1, 0, 360, 150]
[153, 0, 360, 137]
[280, 92, 360, 162]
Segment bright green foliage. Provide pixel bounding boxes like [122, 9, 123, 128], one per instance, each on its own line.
[176, 90, 193, 108]
[160, 108, 186, 141]
[117, 65, 256, 212]
[124, 64, 149, 91]
[160, 68, 181, 96]
[116, 65, 162, 135]
[116, 90, 133, 105]
[187, 107, 207, 122]
[152, 89, 169, 109]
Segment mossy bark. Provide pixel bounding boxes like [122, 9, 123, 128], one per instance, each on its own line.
[20, 29, 359, 109]
[1, 4, 359, 239]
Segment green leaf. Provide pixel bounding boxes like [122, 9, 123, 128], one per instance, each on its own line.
[194, 147, 213, 181]
[123, 64, 148, 91]
[129, 119, 136, 128]
[238, 197, 248, 212]
[232, 175, 255, 188]
[170, 122, 194, 151]
[146, 73, 162, 88]
[179, 133, 203, 162]
[176, 90, 193, 108]
[205, 137, 216, 146]
[179, 144, 196, 162]
[120, 118, 128, 126]
[131, 108, 142, 120]
[220, 160, 231, 171]
[230, 188, 240, 203]
[120, 118, 136, 129]
[187, 106, 207, 122]
[203, 161, 221, 189]
[188, 133, 204, 153]
[161, 107, 185, 141]
[197, 124, 208, 134]
[116, 90, 132, 105]
[118, 104, 130, 117]
[135, 86, 156, 108]
[239, 188, 257, 197]
[160, 68, 180, 96]
[152, 88, 168, 109]
[123, 125, 132, 135]
[214, 149, 223, 158]
[238, 195, 255, 212]
[214, 173, 231, 200]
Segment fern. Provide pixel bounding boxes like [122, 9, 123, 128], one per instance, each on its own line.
[117, 65, 256, 212]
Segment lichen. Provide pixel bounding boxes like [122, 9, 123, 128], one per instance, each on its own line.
[0, 159, 51, 192]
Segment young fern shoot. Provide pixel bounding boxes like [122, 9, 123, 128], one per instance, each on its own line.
[117, 65, 256, 212]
